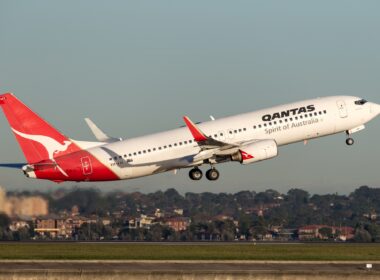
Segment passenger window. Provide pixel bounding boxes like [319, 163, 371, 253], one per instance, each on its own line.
[148, 149, 151, 152]
[138, 151, 141, 155]
[243, 128, 246, 131]
[129, 153, 132, 157]
[324, 110, 327, 114]
[133, 152, 137, 156]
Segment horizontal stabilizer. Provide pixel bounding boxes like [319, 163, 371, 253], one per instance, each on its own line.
[0, 163, 25, 169]
[84, 118, 121, 143]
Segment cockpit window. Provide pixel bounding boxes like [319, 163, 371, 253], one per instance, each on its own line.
[355, 99, 368, 105]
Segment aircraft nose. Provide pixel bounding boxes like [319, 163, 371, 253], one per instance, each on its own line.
[371, 103, 380, 116]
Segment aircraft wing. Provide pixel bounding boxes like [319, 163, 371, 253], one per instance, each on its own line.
[183, 116, 261, 163]
[183, 116, 238, 150]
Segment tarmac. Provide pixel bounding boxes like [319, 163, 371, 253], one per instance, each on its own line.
[0, 260, 380, 280]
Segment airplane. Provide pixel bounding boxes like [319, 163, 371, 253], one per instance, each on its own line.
[0, 92, 379, 183]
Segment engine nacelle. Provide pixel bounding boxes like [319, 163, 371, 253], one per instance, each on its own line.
[231, 140, 278, 165]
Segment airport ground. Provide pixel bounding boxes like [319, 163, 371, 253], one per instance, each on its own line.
[0, 242, 380, 261]
[0, 243, 380, 279]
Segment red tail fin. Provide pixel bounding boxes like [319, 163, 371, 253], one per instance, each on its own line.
[0, 93, 80, 163]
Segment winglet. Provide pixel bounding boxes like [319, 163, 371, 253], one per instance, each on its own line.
[84, 118, 121, 143]
[183, 116, 208, 142]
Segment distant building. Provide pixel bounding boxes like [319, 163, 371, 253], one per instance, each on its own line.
[34, 215, 110, 239]
[0, 187, 5, 213]
[154, 209, 164, 218]
[298, 225, 354, 241]
[139, 215, 156, 229]
[173, 209, 183, 216]
[165, 217, 191, 232]
[34, 215, 67, 238]
[9, 220, 30, 232]
[3, 195, 48, 218]
[71, 205, 80, 217]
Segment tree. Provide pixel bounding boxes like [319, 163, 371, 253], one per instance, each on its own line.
[146, 224, 164, 241]
[366, 224, 380, 242]
[0, 214, 10, 228]
[354, 228, 372, 243]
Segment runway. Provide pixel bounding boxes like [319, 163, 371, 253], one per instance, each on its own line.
[0, 261, 379, 280]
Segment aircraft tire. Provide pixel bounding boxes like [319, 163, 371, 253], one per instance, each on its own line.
[206, 168, 220, 181]
[189, 168, 203, 180]
[346, 138, 354, 146]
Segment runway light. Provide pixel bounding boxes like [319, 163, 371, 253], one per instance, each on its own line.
[366, 264, 372, 270]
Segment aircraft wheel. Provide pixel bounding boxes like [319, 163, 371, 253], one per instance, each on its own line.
[206, 168, 220, 181]
[189, 168, 203, 180]
[346, 138, 354, 146]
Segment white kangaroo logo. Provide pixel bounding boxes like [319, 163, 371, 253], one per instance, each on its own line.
[12, 128, 71, 177]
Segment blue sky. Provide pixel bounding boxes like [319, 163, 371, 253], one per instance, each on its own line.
[0, 1, 380, 194]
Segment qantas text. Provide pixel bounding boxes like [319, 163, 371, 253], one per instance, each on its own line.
[262, 105, 316, 122]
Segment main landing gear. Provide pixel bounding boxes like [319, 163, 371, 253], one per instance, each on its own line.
[189, 167, 220, 181]
[189, 168, 203, 181]
[206, 168, 220, 181]
[346, 131, 354, 146]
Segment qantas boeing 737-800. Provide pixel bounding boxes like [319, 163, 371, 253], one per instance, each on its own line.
[0, 93, 379, 183]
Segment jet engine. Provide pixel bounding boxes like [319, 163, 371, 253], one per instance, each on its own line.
[231, 140, 278, 164]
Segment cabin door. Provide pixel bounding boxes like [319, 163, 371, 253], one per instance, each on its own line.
[337, 100, 348, 118]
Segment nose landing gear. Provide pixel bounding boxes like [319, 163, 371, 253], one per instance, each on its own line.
[346, 131, 354, 146]
[346, 138, 354, 146]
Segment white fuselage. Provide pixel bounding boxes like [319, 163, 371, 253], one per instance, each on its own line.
[84, 96, 380, 180]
